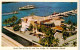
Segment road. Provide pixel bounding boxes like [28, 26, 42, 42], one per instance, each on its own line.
[3, 26, 42, 47]
[54, 32, 77, 46]
[2, 33, 24, 47]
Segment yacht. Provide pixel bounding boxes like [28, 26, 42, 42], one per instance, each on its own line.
[19, 5, 35, 10]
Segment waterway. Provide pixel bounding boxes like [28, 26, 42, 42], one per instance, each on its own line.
[2, 2, 77, 46]
[2, 2, 77, 26]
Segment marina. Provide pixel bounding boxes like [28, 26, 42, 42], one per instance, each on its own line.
[2, 9, 77, 46]
[48, 9, 77, 18]
[2, 2, 77, 47]
[2, 2, 77, 27]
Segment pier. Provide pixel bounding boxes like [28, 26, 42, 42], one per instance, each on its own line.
[2, 11, 18, 15]
[49, 9, 77, 17]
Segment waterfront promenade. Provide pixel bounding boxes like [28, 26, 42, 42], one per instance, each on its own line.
[3, 26, 42, 47]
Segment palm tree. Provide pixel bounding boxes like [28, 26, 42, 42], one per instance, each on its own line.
[38, 34, 42, 38]
[62, 30, 67, 43]
[11, 16, 15, 24]
[16, 19, 21, 24]
[73, 41, 77, 47]
[3, 19, 8, 26]
[40, 25, 46, 33]
[63, 36, 66, 44]
[53, 38, 59, 47]
[69, 24, 74, 33]
[39, 37, 46, 46]
[37, 26, 41, 32]
[56, 38, 59, 44]
[73, 23, 76, 26]
[7, 18, 10, 24]
[7, 18, 12, 25]
[67, 20, 72, 25]
[73, 27, 75, 31]
[29, 24, 33, 31]
[62, 25, 67, 30]
[39, 34, 55, 47]
[30, 12, 35, 16]
[11, 15, 17, 24]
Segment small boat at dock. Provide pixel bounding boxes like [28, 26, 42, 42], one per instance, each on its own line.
[71, 13, 76, 16]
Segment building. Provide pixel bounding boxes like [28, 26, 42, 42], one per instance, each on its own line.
[20, 15, 65, 32]
[20, 15, 44, 31]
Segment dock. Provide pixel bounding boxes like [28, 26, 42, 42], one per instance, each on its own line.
[2, 11, 18, 15]
[49, 9, 77, 18]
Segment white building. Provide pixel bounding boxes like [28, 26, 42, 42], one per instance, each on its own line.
[20, 15, 64, 32]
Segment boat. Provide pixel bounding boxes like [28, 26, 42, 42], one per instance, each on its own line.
[71, 13, 76, 16]
[67, 13, 72, 15]
[64, 14, 68, 17]
[19, 5, 35, 10]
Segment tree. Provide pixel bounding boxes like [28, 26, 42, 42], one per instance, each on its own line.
[73, 41, 77, 47]
[29, 24, 33, 31]
[3, 19, 8, 26]
[3, 15, 18, 27]
[37, 34, 42, 38]
[37, 26, 41, 32]
[69, 24, 74, 33]
[39, 37, 46, 46]
[39, 34, 55, 47]
[62, 25, 67, 30]
[16, 19, 21, 24]
[73, 27, 75, 31]
[40, 25, 46, 33]
[63, 36, 66, 43]
[53, 38, 59, 47]
[45, 30, 51, 36]
[7, 18, 12, 25]
[62, 30, 67, 43]
[73, 23, 76, 26]
[52, 23, 55, 27]
[11, 15, 18, 24]
[30, 12, 35, 16]
[39, 28, 56, 47]
[13, 25, 21, 31]
[67, 20, 72, 24]
[7, 18, 10, 25]
[3, 18, 11, 26]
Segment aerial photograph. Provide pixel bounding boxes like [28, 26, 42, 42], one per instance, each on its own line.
[2, 2, 77, 47]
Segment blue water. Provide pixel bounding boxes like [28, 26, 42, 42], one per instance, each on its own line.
[2, 2, 77, 26]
